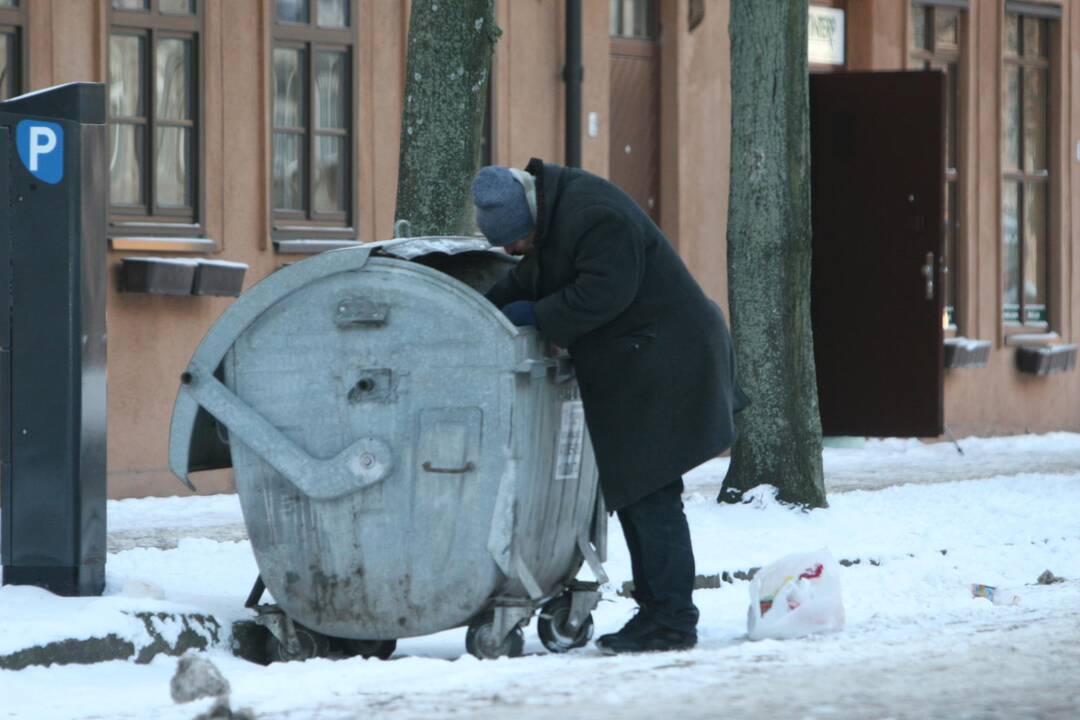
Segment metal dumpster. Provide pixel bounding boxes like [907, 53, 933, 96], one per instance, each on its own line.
[168, 237, 607, 661]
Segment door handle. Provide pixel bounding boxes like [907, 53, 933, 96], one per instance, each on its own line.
[921, 252, 935, 300]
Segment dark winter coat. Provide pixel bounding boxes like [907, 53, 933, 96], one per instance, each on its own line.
[486, 158, 749, 511]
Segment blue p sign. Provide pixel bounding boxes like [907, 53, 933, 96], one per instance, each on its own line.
[16, 120, 65, 184]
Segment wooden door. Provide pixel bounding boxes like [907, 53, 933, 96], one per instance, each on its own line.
[609, 36, 659, 222]
[810, 71, 945, 437]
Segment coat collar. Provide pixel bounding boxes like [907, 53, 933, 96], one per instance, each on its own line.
[525, 157, 564, 248]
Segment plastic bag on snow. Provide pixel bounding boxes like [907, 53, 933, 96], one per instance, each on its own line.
[747, 548, 845, 640]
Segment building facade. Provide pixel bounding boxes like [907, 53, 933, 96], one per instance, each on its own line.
[0, 0, 1077, 498]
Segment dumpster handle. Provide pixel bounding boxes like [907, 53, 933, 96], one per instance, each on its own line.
[422, 461, 475, 474]
[181, 361, 394, 500]
[578, 529, 609, 585]
[513, 355, 576, 383]
[553, 353, 575, 384]
[514, 358, 554, 377]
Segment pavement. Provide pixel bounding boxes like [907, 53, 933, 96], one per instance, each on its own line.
[252, 599, 1080, 720]
[383, 603, 1080, 720]
[6, 437, 1079, 672]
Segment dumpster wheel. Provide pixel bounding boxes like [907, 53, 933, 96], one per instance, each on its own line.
[538, 594, 595, 653]
[265, 622, 332, 663]
[465, 612, 525, 660]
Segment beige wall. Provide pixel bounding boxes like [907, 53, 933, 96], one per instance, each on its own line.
[659, 0, 731, 311]
[1074, 2, 1080, 351]
[494, 0, 564, 169]
[10, 0, 1080, 498]
[370, 0, 407, 241]
[847, 0, 907, 70]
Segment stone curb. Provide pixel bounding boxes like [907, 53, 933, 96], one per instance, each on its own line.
[0, 611, 222, 671]
[616, 538, 1071, 597]
[616, 556, 883, 598]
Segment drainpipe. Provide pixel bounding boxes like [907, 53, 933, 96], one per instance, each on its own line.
[564, 0, 583, 167]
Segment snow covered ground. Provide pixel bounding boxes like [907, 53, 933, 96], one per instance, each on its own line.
[2, 434, 1079, 719]
[684, 431, 1080, 494]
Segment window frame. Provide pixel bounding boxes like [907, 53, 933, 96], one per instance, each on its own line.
[271, 0, 359, 243]
[0, 1, 27, 101]
[908, 2, 965, 331]
[107, 0, 205, 242]
[1000, 10, 1054, 333]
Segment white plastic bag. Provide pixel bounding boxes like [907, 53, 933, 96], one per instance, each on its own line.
[747, 548, 845, 640]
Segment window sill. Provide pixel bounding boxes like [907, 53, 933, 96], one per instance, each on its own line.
[110, 236, 218, 253]
[273, 238, 364, 254]
[274, 225, 356, 236]
[1004, 331, 1060, 347]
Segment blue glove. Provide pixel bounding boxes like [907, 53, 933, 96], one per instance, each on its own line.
[501, 300, 537, 327]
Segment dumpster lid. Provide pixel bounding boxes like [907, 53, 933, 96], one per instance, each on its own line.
[370, 236, 498, 260]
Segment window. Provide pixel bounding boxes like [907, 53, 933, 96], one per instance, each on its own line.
[0, 0, 23, 101]
[610, 0, 657, 40]
[1002, 11, 1051, 327]
[910, 2, 962, 328]
[108, 0, 201, 229]
[272, 0, 355, 236]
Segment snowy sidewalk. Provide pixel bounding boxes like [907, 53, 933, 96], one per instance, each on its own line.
[685, 431, 1080, 494]
[105, 433, 1080, 553]
[2, 433, 1079, 719]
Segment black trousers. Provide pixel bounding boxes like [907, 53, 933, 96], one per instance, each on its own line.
[616, 478, 699, 634]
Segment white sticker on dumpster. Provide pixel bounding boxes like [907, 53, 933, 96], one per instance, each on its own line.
[554, 400, 585, 481]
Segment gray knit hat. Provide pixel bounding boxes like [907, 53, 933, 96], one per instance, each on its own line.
[472, 166, 536, 246]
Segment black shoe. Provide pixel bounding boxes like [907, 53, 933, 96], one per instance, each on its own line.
[595, 616, 697, 655]
[595, 607, 653, 645]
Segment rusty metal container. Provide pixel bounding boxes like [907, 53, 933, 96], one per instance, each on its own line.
[169, 238, 607, 660]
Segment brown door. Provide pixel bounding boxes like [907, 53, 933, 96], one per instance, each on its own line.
[810, 71, 945, 437]
[609, 36, 659, 222]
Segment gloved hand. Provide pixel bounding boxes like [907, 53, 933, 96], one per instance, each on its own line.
[501, 300, 538, 327]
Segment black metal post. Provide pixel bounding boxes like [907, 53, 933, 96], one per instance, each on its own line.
[565, 0, 583, 167]
[0, 83, 108, 597]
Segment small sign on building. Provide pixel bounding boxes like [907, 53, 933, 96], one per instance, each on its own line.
[809, 6, 845, 66]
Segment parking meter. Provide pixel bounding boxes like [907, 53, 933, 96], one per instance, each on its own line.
[0, 83, 108, 596]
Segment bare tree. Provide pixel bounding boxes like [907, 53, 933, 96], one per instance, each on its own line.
[720, 0, 826, 508]
[394, 0, 500, 237]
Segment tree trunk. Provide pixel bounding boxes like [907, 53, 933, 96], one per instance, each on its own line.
[394, 0, 499, 238]
[721, 0, 826, 508]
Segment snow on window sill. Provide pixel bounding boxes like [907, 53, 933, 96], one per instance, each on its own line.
[1004, 332, 1060, 347]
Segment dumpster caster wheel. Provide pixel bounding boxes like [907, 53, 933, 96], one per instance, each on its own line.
[341, 639, 397, 660]
[265, 623, 332, 663]
[465, 615, 525, 660]
[538, 595, 594, 653]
